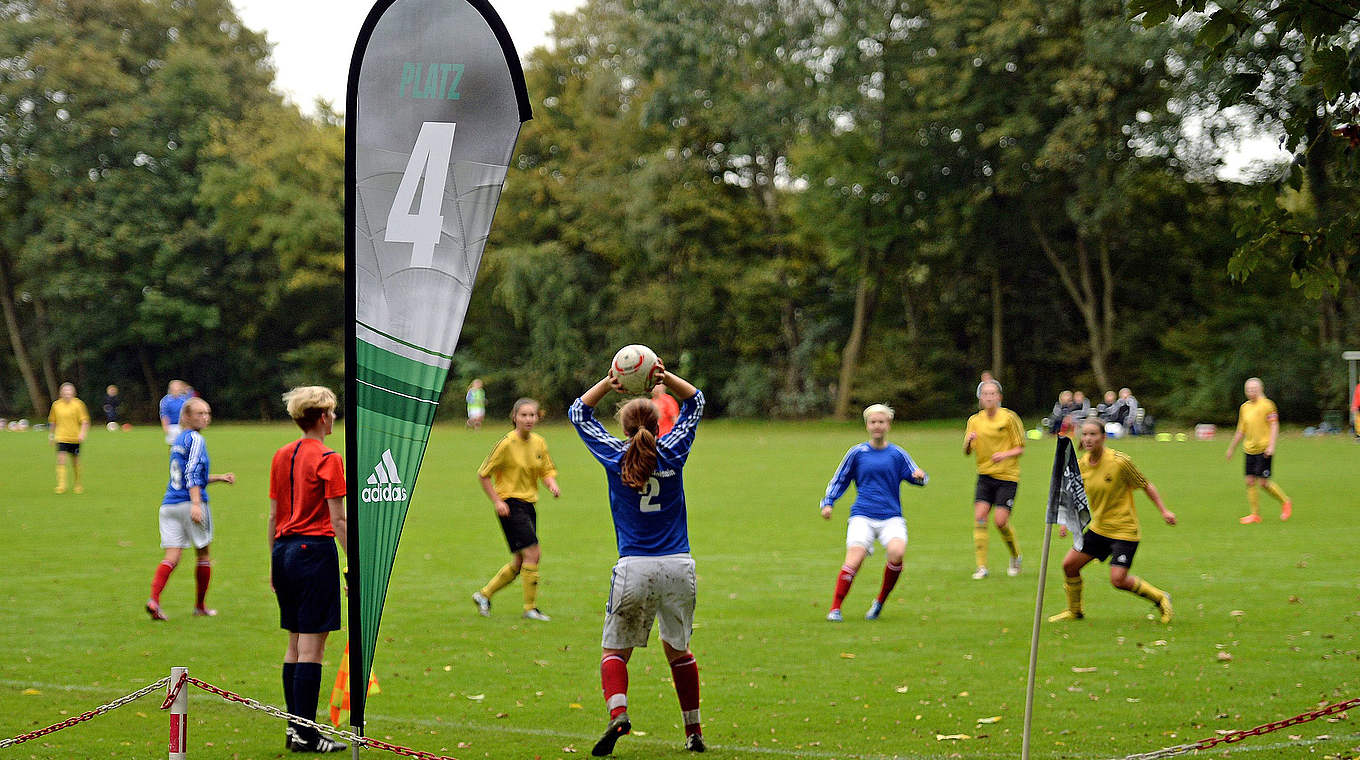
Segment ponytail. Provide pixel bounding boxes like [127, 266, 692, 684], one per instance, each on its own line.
[618, 398, 660, 491]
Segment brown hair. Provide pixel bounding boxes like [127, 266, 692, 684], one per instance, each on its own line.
[618, 398, 659, 491]
[510, 398, 540, 422]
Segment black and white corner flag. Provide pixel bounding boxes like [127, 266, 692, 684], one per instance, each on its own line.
[1046, 436, 1092, 551]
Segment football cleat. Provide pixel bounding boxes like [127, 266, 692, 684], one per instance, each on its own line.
[145, 600, 168, 621]
[825, 609, 843, 622]
[1047, 609, 1085, 623]
[289, 732, 348, 753]
[193, 607, 218, 617]
[1238, 514, 1262, 524]
[591, 711, 631, 756]
[972, 566, 989, 580]
[471, 591, 491, 616]
[1280, 501, 1292, 520]
[1008, 556, 1023, 577]
[1157, 594, 1173, 624]
[684, 733, 707, 752]
[522, 608, 551, 622]
[865, 600, 883, 621]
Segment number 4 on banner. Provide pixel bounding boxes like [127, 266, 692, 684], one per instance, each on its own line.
[385, 121, 457, 268]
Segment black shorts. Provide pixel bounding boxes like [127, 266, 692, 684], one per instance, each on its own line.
[1079, 530, 1139, 568]
[272, 536, 341, 634]
[1244, 453, 1273, 478]
[974, 475, 1018, 510]
[55, 442, 81, 455]
[498, 498, 539, 553]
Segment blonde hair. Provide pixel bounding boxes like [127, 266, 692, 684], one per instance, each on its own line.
[862, 403, 895, 421]
[181, 397, 209, 417]
[282, 386, 337, 431]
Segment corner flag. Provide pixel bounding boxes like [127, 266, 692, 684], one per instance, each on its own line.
[1046, 436, 1091, 550]
[345, 0, 531, 732]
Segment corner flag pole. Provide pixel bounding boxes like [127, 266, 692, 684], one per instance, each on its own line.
[1022, 519, 1056, 760]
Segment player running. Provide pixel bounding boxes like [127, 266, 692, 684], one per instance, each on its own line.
[963, 380, 1024, 579]
[819, 403, 928, 622]
[48, 382, 91, 494]
[1048, 420, 1176, 624]
[1225, 377, 1292, 523]
[569, 361, 707, 755]
[471, 397, 560, 621]
[146, 397, 235, 620]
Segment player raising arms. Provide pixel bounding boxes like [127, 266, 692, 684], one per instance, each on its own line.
[1225, 377, 1292, 523]
[1048, 420, 1176, 624]
[569, 360, 707, 755]
[963, 380, 1025, 579]
[820, 403, 927, 622]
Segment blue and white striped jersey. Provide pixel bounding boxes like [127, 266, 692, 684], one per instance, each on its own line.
[821, 443, 927, 520]
[164, 428, 210, 504]
[569, 391, 705, 557]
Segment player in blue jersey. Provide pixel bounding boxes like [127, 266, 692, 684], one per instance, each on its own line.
[569, 361, 707, 756]
[159, 379, 191, 445]
[146, 397, 235, 620]
[820, 403, 928, 622]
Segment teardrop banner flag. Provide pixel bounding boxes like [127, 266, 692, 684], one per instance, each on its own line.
[345, 0, 530, 730]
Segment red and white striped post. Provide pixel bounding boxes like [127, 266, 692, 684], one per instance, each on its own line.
[167, 667, 187, 759]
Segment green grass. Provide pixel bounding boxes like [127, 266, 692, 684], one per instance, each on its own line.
[2, 419, 1357, 759]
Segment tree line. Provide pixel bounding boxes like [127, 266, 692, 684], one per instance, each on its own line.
[0, 0, 1355, 425]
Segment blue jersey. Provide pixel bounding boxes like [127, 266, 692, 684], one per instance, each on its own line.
[159, 393, 188, 424]
[569, 391, 705, 557]
[164, 428, 210, 504]
[821, 442, 927, 520]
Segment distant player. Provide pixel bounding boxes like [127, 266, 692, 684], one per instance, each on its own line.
[102, 384, 121, 429]
[47, 382, 91, 494]
[268, 386, 348, 753]
[569, 361, 707, 755]
[820, 403, 928, 621]
[146, 397, 235, 620]
[1049, 420, 1175, 623]
[159, 379, 190, 445]
[651, 382, 680, 437]
[466, 378, 486, 430]
[471, 398, 560, 621]
[1225, 377, 1292, 523]
[963, 380, 1024, 579]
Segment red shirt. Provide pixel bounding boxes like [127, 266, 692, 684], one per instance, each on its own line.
[269, 438, 346, 538]
[654, 392, 681, 437]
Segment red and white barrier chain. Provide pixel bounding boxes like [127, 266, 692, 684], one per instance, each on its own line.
[0, 677, 171, 748]
[1114, 697, 1358, 760]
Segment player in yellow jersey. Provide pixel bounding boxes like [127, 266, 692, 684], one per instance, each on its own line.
[1048, 420, 1176, 623]
[963, 380, 1024, 579]
[471, 398, 560, 621]
[47, 382, 91, 494]
[1225, 377, 1292, 523]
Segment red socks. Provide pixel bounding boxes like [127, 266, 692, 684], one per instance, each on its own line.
[831, 564, 856, 611]
[601, 654, 628, 718]
[668, 654, 702, 736]
[877, 561, 902, 603]
[150, 561, 176, 603]
[195, 560, 212, 609]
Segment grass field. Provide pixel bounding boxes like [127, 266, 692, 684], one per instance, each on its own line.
[2, 417, 1357, 759]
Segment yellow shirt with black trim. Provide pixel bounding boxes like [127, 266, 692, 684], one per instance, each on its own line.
[965, 408, 1024, 482]
[1080, 449, 1148, 541]
[48, 398, 91, 443]
[1236, 397, 1278, 455]
[477, 431, 556, 502]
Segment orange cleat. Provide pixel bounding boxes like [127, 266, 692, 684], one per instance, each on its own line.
[1280, 501, 1292, 521]
[1238, 514, 1262, 524]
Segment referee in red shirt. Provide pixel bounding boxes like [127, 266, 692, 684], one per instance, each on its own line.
[269, 386, 349, 753]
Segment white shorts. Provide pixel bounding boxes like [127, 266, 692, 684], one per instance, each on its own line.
[602, 554, 696, 651]
[159, 501, 213, 549]
[164, 424, 181, 445]
[845, 515, 908, 553]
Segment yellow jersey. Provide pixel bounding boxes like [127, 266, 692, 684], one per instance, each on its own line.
[1080, 449, 1148, 542]
[48, 398, 91, 443]
[965, 408, 1024, 482]
[1236, 397, 1278, 455]
[478, 431, 557, 502]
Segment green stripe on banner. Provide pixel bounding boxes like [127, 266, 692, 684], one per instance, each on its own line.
[357, 338, 448, 392]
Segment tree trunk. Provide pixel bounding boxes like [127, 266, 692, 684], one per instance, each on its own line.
[31, 297, 59, 398]
[834, 253, 881, 420]
[990, 268, 1003, 379]
[139, 344, 160, 412]
[1031, 215, 1112, 390]
[0, 251, 48, 414]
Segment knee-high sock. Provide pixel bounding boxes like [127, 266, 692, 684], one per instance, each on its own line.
[55, 463, 67, 491]
[996, 521, 1019, 558]
[1129, 577, 1166, 605]
[151, 560, 177, 604]
[72, 460, 82, 488]
[194, 560, 212, 609]
[876, 561, 903, 604]
[293, 662, 323, 742]
[480, 562, 519, 598]
[1262, 481, 1289, 504]
[669, 654, 701, 736]
[521, 563, 540, 611]
[831, 565, 856, 611]
[282, 662, 300, 733]
[1064, 576, 1084, 615]
[601, 654, 628, 718]
[1246, 484, 1261, 516]
[973, 524, 989, 568]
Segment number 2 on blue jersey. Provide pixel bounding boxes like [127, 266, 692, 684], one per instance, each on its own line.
[637, 477, 661, 512]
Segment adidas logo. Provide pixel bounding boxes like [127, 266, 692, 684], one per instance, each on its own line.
[361, 449, 409, 503]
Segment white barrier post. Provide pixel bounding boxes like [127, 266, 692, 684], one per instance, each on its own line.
[168, 667, 187, 760]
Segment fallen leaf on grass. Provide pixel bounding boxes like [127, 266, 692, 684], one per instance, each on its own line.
[935, 733, 971, 741]
[569, 703, 583, 709]
[976, 716, 1002, 724]
[1216, 652, 1233, 662]
[896, 686, 909, 693]
[957, 691, 969, 697]
[443, 665, 452, 672]
[467, 694, 485, 701]
[1229, 610, 1245, 618]
[562, 746, 577, 753]
[22, 689, 40, 695]
[1071, 667, 1097, 673]
[839, 653, 856, 659]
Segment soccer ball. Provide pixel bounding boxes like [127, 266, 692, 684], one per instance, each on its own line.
[107, 421, 119, 432]
[609, 344, 660, 395]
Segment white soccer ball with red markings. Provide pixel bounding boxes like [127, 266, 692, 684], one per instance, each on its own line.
[609, 344, 660, 395]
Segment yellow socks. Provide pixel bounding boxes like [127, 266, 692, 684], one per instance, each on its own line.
[55, 464, 67, 492]
[521, 563, 540, 611]
[1064, 576, 1084, 615]
[72, 461, 83, 492]
[481, 562, 519, 598]
[1129, 578, 1166, 605]
[997, 521, 1019, 558]
[1246, 484, 1260, 516]
[973, 524, 988, 568]
[1262, 481, 1289, 504]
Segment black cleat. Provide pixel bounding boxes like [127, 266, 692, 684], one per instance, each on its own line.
[591, 712, 631, 756]
[685, 733, 707, 752]
[290, 732, 348, 753]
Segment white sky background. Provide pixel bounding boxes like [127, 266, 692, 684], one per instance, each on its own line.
[231, 0, 1287, 179]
